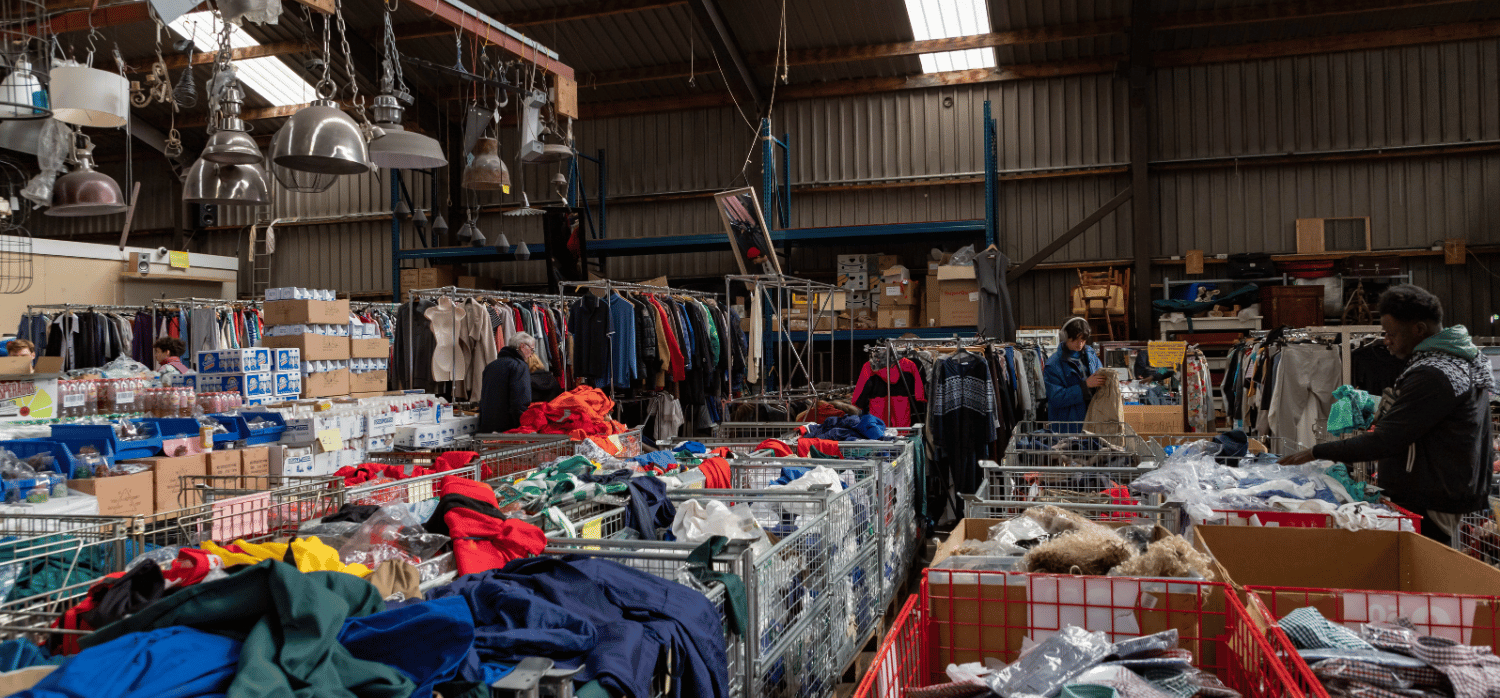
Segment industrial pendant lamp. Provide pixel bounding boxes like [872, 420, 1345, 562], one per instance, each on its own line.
[269, 126, 337, 193]
[271, 8, 370, 176]
[48, 133, 128, 216]
[201, 83, 263, 165]
[462, 136, 509, 190]
[368, 12, 445, 170]
[412, 207, 427, 226]
[184, 38, 269, 207]
[431, 212, 448, 237]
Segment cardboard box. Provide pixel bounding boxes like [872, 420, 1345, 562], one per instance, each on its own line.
[350, 370, 387, 394]
[837, 271, 869, 291]
[401, 265, 457, 291]
[273, 372, 302, 397]
[68, 470, 154, 516]
[935, 265, 980, 326]
[127, 454, 207, 512]
[927, 518, 1220, 668]
[303, 369, 351, 398]
[261, 334, 351, 361]
[350, 338, 390, 359]
[196, 348, 272, 373]
[1195, 526, 1500, 651]
[1123, 405, 1184, 434]
[396, 423, 445, 449]
[271, 348, 301, 372]
[264, 299, 351, 326]
[197, 371, 275, 398]
[239, 446, 270, 482]
[270, 445, 316, 476]
[878, 278, 920, 307]
[877, 255, 901, 270]
[837, 254, 871, 267]
[878, 307, 919, 330]
[206, 450, 241, 480]
[880, 265, 912, 284]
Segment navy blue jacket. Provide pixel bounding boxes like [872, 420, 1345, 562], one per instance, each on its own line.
[490, 555, 729, 698]
[1043, 345, 1102, 430]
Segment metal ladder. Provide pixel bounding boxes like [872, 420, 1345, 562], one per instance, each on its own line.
[250, 224, 274, 299]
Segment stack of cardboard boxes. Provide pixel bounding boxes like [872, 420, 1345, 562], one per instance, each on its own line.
[399, 265, 456, 293]
[876, 263, 920, 329]
[191, 347, 300, 405]
[838, 254, 878, 325]
[70, 445, 273, 516]
[257, 290, 391, 399]
[928, 254, 980, 327]
[264, 393, 472, 477]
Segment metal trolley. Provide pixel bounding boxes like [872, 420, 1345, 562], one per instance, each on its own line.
[0, 515, 135, 642]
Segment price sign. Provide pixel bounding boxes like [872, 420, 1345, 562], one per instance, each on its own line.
[1147, 341, 1187, 368]
[169, 251, 190, 269]
[316, 429, 343, 452]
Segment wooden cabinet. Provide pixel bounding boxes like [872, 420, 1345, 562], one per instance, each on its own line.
[1260, 286, 1325, 329]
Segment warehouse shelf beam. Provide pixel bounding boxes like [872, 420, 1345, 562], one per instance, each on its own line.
[772, 327, 980, 343]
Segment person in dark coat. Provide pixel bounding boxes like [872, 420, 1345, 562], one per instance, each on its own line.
[527, 352, 563, 403]
[1281, 285, 1495, 546]
[479, 332, 534, 433]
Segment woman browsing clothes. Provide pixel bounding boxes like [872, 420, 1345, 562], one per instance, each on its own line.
[1043, 317, 1106, 433]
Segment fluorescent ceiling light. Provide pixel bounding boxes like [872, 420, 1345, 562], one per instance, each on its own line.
[903, 0, 996, 73]
[168, 12, 317, 107]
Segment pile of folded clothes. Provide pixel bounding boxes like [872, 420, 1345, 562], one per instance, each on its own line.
[910, 627, 1240, 698]
[1277, 606, 1500, 697]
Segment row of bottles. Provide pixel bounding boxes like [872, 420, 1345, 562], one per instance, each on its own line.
[57, 380, 202, 418]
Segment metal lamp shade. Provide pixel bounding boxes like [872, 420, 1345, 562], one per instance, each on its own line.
[462, 137, 509, 191]
[370, 125, 447, 170]
[48, 168, 127, 216]
[183, 158, 270, 206]
[269, 127, 337, 193]
[50, 64, 130, 128]
[271, 99, 370, 175]
[202, 129, 264, 165]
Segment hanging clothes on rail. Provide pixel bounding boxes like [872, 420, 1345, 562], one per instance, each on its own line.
[852, 350, 926, 428]
[929, 348, 998, 522]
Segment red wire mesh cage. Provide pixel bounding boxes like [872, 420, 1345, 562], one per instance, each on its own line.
[1248, 584, 1500, 698]
[854, 569, 1308, 698]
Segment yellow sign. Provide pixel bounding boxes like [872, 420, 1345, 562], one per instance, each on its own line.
[1147, 341, 1187, 368]
[316, 429, 343, 453]
[169, 251, 190, 269]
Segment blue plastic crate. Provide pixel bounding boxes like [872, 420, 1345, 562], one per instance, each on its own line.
[145, 417, 239, 446]
[232, 412, 286, 445]
[51, 423, 161, 461]
[0, 439, 79, 478]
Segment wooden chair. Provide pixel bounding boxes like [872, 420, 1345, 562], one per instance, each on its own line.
[1075, 268, 1129, 340]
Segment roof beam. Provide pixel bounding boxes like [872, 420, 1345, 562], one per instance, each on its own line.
[396, 0, 574, 82]
[393, 0, 682, 41]
[580, 16, 1500, 117]
[120, 40, 312, 74]
[176, 100, 356, 128]
[1155, 0, 1477, 30]
[685, 0, 761, 114]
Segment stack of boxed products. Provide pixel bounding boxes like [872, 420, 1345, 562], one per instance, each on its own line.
[262, 393, 477, 476]
[926, 251, 979, 327]
[837, 253, 880, 326]
[185, 347, 300, 406]
[63, 444, 274, 517]
[257, 288, 390, 398]
[877, 261, 920, 329]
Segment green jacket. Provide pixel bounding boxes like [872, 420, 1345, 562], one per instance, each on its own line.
[81, 559, 413, 698]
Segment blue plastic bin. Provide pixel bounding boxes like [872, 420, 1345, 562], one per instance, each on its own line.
[218, 412, 287, 445]
[51, 423, 161, 461]
[0, 439, 80, 479]
[145, 417, 239, 447]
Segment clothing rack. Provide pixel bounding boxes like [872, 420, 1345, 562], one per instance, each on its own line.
[401, 286, 574, 400]
[726, 274, 853, 421]
[151, 298, 261, 309]
[570, 279, 722, 300]
[26, 303, 146, 314]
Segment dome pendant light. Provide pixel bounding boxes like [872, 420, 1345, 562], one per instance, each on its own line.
[48, 133, 128, 216]
[431, 213, 448, 237]
[369, 95, 446, 170]
[182, 158, 271, 207]
[201, 83, 264, 165]
[269, 126, 338, 193]
[271, 8, 371, 176]
[462, 137, 509, 191]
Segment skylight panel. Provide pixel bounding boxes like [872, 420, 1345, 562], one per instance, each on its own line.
[168, 12, 317, 107]
[903, 0, 996, 73]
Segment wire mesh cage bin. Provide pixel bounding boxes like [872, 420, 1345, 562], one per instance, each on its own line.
[343, 464, 481, 508]
[853, 570, 1306, 698]
[755, 598, 838, 698]
[539, 538, 754, 698]
[0, 515, 133, 608]
[184, 474, 344, 505]
[962, 497, 1187, 534]
[466, 434, 577, 483]
[715, 422, 806, 440]
[139, 480, 344, 551]
[0, 577, 94, 644]
[730, 456, 883, 572]
[1458, 497, 1500, 569]
[830, 545, 883, 676]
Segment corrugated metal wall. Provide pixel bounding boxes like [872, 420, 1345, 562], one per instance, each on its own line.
[33, 37, 1497, 326]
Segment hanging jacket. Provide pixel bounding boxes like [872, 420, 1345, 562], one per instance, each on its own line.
[852, 357, 926, 428]
[569, 295, 610, 383]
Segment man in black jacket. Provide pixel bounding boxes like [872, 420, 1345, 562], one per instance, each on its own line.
[479, 332, 535, 433]
[1281, 285, 1495, 545]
